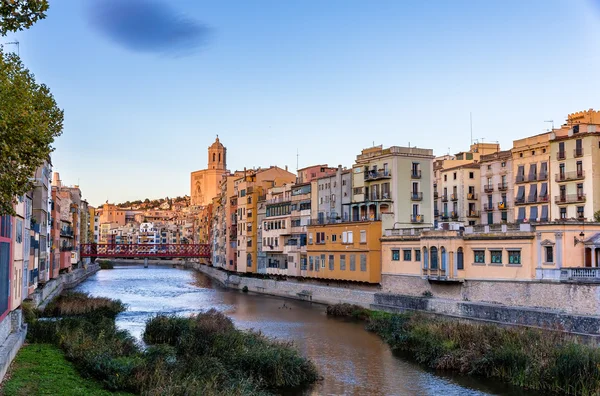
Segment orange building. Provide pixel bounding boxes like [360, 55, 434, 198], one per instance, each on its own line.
[191, 137, 227, 207]
[306, 220, 382, 283]
[99, 203, 126, 226]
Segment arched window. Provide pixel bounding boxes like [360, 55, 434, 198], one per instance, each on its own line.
[441, 247, 447, 270]
[423, 247, 428, 269]
[457, 247, 464, 270]
[218, 153, 221, 162]
[430, 246, 438, 270]
[247, 253, 252, 267]
[213, 153, 216, 162]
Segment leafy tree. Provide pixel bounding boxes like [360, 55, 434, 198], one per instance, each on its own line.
[594, 210, 600, 223]
[144, 198, 150, 204]
[0, 50, 63, 215]
[0, 0, 49, 36]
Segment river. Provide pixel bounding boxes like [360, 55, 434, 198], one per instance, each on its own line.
[75, 264, 535, 396]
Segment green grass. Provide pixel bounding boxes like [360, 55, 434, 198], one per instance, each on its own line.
[1, 344, 133, 396]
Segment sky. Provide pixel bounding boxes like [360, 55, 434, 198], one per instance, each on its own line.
[5, 0, 600, 207]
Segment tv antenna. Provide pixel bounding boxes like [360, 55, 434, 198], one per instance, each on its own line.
[4, 41, 19, 56]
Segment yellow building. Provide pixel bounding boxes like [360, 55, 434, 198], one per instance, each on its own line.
[549, 109, 600, 221]
[479, 150, 513, 224]
[190, 137, 227, 207]
[381, 222, 600, 283]
[511, 133, 555, 222]
[236, 166, 296, 273]
[306, 220, 381, 283]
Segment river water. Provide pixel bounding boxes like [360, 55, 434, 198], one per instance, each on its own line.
[75, 264, 535, 396]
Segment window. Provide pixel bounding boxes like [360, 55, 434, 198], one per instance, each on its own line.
[309, 256, 314, 271]
[331, 234, 337, 242]
[360, 230, 367, 243]
[360, 254, 367, 271]
[474, 250, 485, 264]
[508, 250, 521, 265]
[545, 246, 554, 263]
[403, 249, 412, 261]
[490, 250, 502, 264]
[316, 232, 325, 244]
[347, 231, 353, 243]
[501, 161, 506, 167]
[453, 172, 457, 180]
[308, 233, 313, 244]
[340, 255, 346, 270]
[248, 196, 252, 204]
[560, 208, 566, 219]
[392, 249, 400, 261]
[577, 206, 584, 219]
[329, 255, 334, 270]
[415, 249, 421, 262]
[16, 219, 22, 243]
[469, 172, 474, 179]
[350, 255, 356, 271]
[444, 175, 447, 181]
[457, 247, 464, 269]
[321, 254, 326, 269]
[246, 253, 252, 267]
[430, 247, 438, 269]
[532, 150, 535, 155]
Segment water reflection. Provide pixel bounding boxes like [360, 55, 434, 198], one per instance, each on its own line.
[76, 264, 536, 395]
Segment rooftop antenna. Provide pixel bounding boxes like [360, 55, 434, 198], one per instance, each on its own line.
[296, 148, 299, 172]
[4, 40, 19, 56]
[470, 112, 473, 145]
[544, 120, 554, 131]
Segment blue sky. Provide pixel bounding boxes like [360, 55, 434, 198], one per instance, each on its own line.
[6, 0, 600, 207]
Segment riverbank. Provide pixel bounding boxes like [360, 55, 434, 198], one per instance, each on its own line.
[18, 291, 319, 395]
[190, 263, 600, 339]
[0, 263, 100, 383]
[327, 303, 600, 395]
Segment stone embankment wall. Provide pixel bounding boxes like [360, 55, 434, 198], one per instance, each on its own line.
[0, 263, 100, 383]
[192, 264, 600, 338]
[190, 264, 376, 307]
[381, 274, 600, 316]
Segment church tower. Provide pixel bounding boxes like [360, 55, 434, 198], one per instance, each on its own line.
[208, 136, 226, 170]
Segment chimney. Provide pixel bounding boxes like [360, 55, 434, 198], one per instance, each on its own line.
[285, 165, 288, 171]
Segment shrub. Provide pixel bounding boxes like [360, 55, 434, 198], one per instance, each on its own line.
[326, 303, 370, 320]
[44, 292, 126, 319]
[97, 260, 114, 270]
[242, 285, 248, 292]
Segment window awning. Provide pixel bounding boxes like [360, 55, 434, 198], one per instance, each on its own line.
[530, 206, 538, 221]
[518, 165, 525, 176]
[541, 205, 549, 221]
[529, 164, 537, 178]
[517, 186, 525, 199]
[528, 184, 537, 201]
[518, 207, 526, 220]
[540, 162, 548, 174]
[540, 182, 548, 197]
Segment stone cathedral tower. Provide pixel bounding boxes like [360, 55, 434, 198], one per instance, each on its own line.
[190, 137, 228, 206]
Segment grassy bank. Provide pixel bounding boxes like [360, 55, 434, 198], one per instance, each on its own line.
[1, 344, 132, 396]
[327, 303, 600, 395]
[22, 292, 318, 395]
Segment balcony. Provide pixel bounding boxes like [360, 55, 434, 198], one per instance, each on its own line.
[555, 171, 585, 183]
[515, 175, 526, 184]
[574, 148, 584, 158]
[411, 170, 422, 179]
[528, 174, 537, 182]
[450, 211, 459, 220]
[497, 202, 507, 210]
[410, 192, 423, 201]
[441, 194, 448, 202]
[514, 197, 526, 205]
[450, 194, 458, 201]
[467, 193, 478, 200]
[560, 267, 600, 282]
[410, 214, 424, 223]
[483, 204, 494, 211]
[555, 194, 586, 204]
[441, 213, 449, 220]
[371, 192, 392, 201]
[538, 195, 549, 203]
[484, 185, 494, 193]
[434, 191, 439, 199]
[539, 172, 548, 181]
[467, 210, 480, 218]
[364, 170, 391, 181]
[557, 151, 566, 160]
[498, 183, 508, 191]
[434, 209, 440, 217]
[60, 227, 74, 238]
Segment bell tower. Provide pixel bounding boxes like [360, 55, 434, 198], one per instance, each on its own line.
[208, 136, 226, 170]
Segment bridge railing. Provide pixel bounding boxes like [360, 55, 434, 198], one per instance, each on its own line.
[80, 243, 211, 258]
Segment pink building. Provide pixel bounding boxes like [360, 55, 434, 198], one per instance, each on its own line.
[296, 164, 337, 184]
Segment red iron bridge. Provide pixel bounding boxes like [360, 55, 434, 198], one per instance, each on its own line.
[80, 244, 211, 259]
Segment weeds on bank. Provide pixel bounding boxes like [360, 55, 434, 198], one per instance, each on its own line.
[327, 304, 600, 395]
[22, 292, 318, 395]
